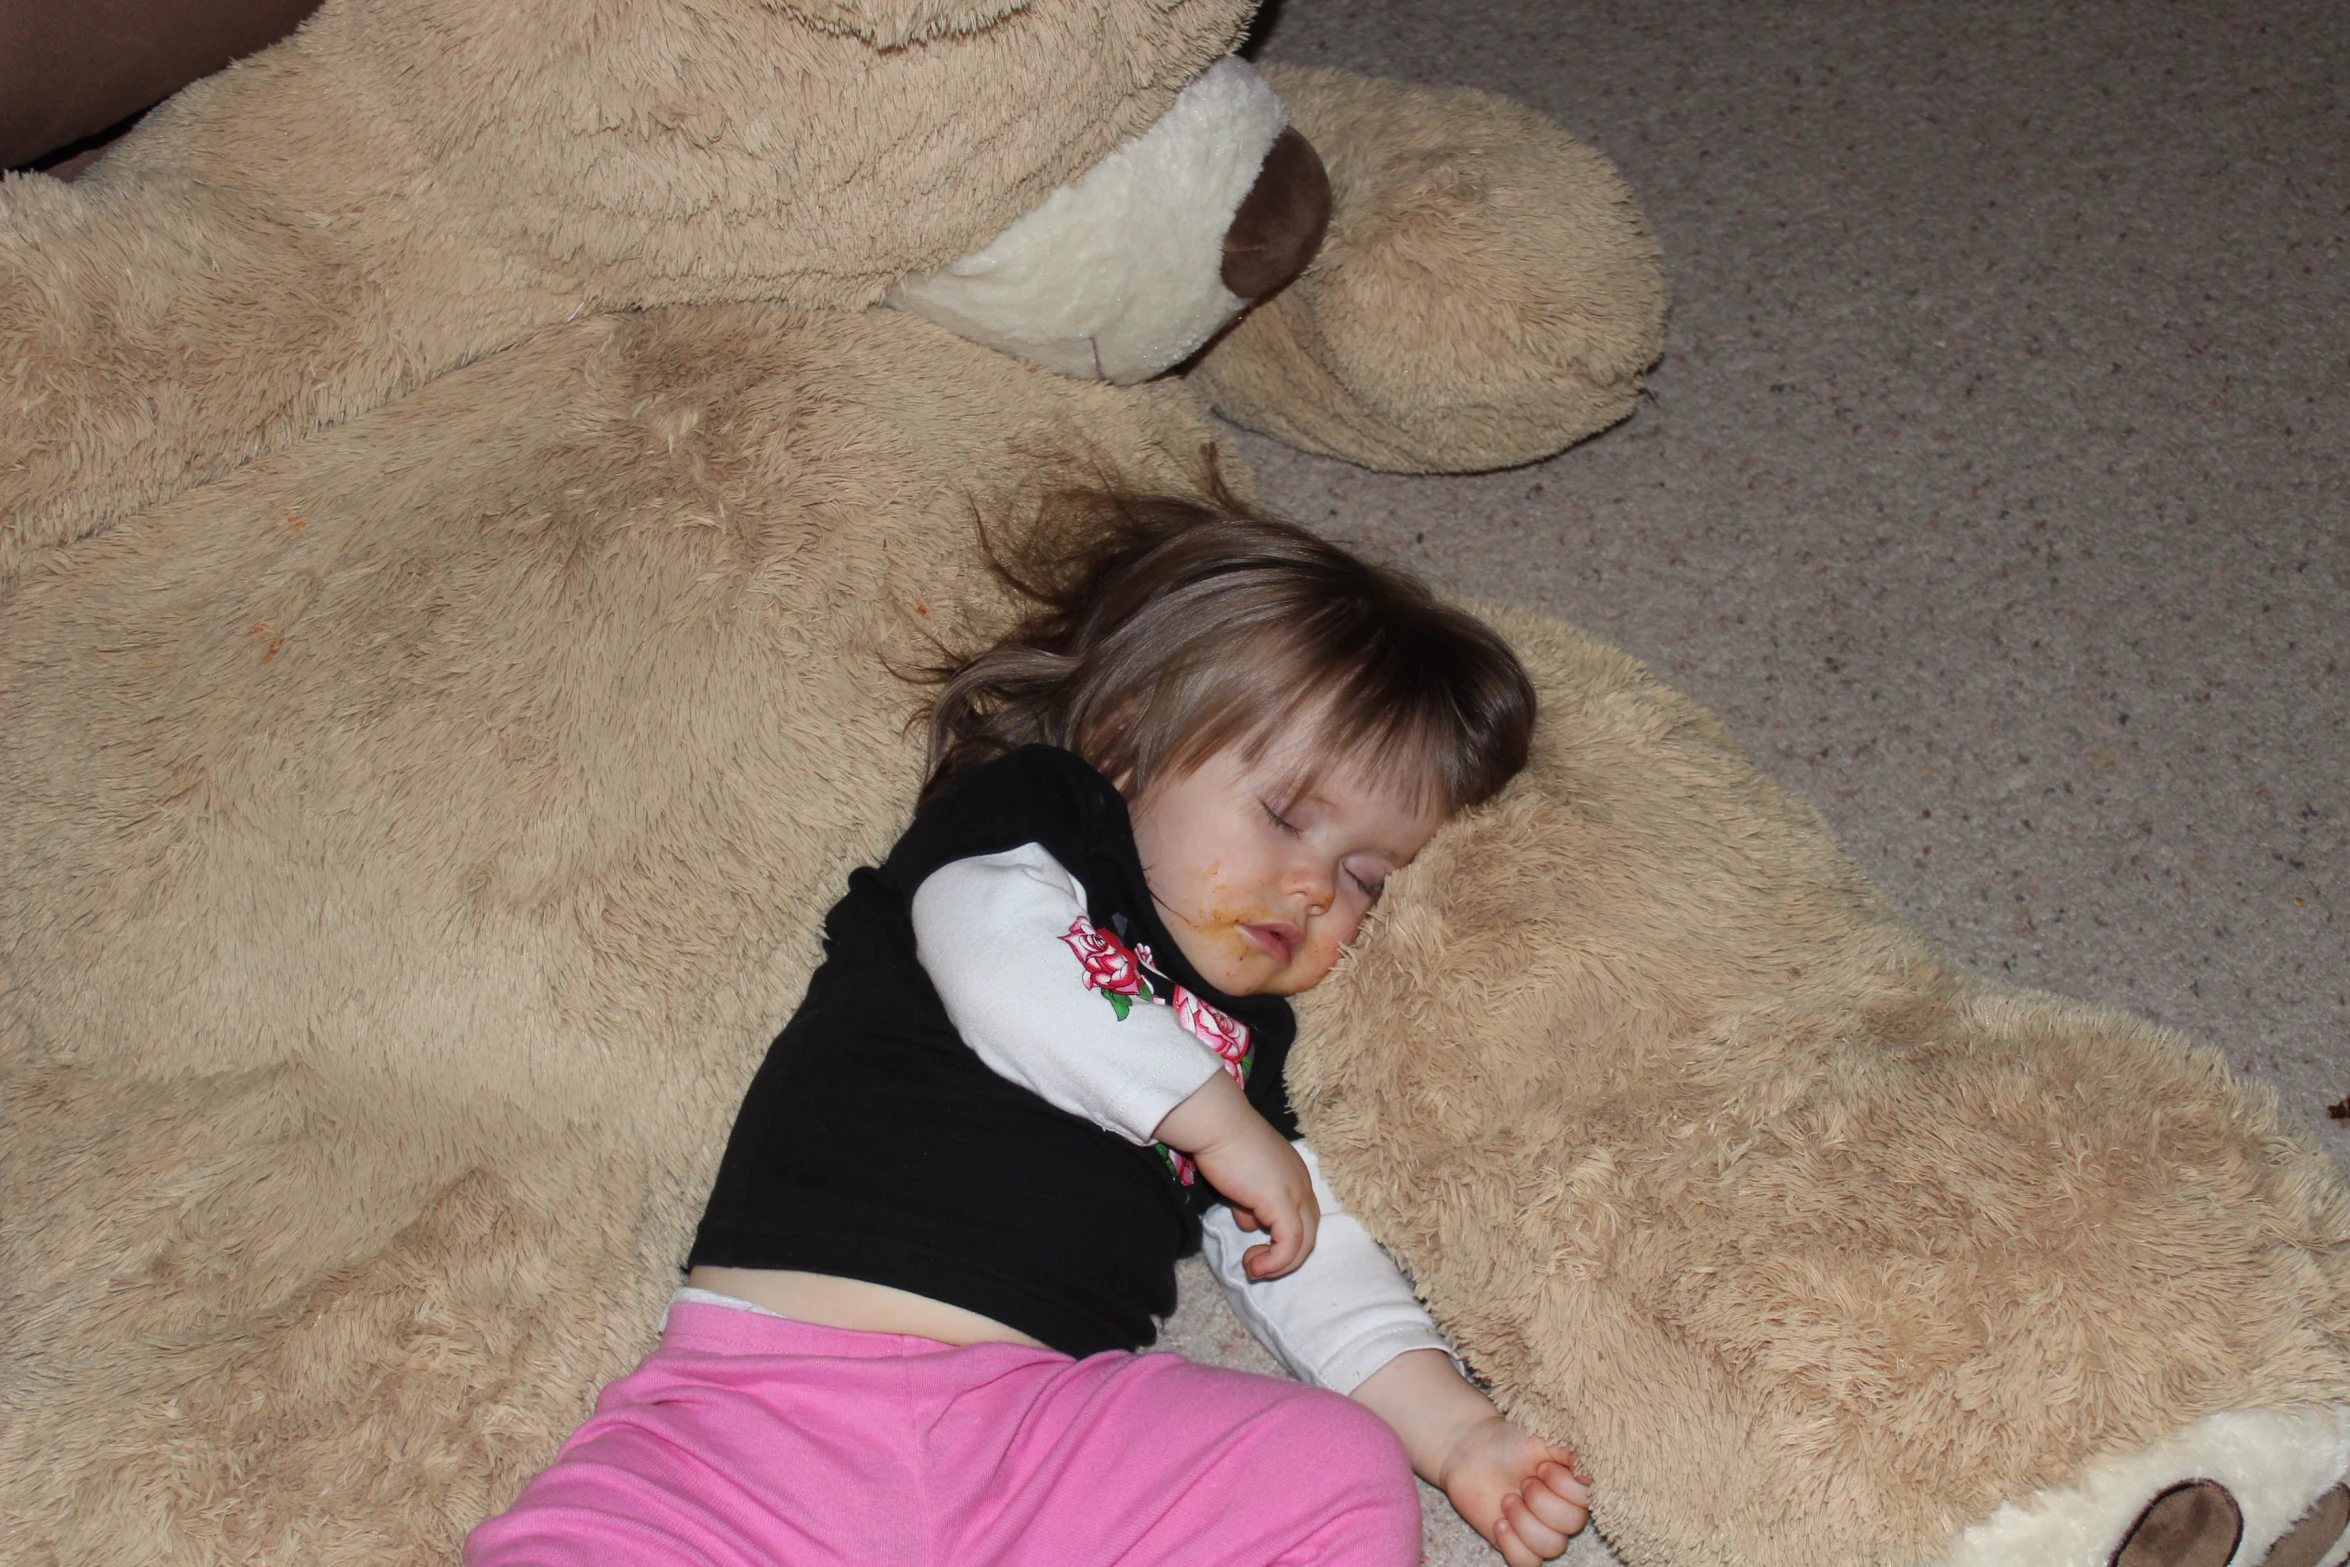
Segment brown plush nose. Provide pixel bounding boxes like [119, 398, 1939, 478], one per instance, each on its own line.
[1221, 127, 1333, 301]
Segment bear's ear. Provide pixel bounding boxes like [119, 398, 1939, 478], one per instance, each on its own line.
[763, 0, 1033, 48]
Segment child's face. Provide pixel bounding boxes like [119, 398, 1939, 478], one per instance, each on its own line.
[1128, 736, 1446, 997]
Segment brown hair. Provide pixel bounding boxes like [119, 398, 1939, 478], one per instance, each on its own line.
[921, 485, 1536, 814]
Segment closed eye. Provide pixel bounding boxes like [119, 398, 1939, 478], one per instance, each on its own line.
[1259, 800, 1302, 836]
[1347, 865, 1386, 902]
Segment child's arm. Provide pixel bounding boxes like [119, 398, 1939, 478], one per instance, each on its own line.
[912, 844, 1224, 1141]
[911, 844, 1317, 1278]
[1202, 1143, 1591, 1565]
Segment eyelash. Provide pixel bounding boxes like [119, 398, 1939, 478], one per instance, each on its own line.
[1260, 800, 1302, 836]
[1264, 801, 1384, 899]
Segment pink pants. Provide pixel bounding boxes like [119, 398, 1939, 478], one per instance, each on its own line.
[465, 1301, 1421, 1567]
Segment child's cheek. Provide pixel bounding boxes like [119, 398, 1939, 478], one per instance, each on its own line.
[1182, 891, 1264, 982]
[1290, 932, 1346, 989]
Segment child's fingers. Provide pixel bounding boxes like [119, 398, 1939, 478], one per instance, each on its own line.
[1242, 1198, 1314, 1278]
[1491, 1513, 1531, 1567]
[1521, 1469, 1590, 1537]
[1535, 1457, 1592, 1509]
[1492, 1506, 1550, 1567]
[1244, 1218, 1298, 1278]
[1499, 1492, 1573, 1563]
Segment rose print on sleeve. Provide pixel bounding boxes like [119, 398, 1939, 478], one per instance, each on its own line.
[1172, 986, 1252, 1084]
[1060, 915, 1154, 1019]
[1060, 916, 1247, 1190]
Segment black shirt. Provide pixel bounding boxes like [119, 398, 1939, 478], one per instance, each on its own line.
[689, 746, 1298, 1357]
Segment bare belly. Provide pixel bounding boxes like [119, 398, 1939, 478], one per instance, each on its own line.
[685, 1266, 1046, 1348]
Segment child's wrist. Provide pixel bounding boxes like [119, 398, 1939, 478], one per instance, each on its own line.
[1429, 1409, 1511, 1492]
[1149, 1066, 1253, 1152]
[1351, 1348, 1501, 1485]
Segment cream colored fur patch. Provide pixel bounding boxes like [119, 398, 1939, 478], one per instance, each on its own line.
[888, 55, 1285, 383]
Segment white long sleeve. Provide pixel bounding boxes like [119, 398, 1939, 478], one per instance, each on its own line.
[911, 843, 1224, 1146]
[914, 844, 1448, 1390]
[1201, 1141, 1454, 1395]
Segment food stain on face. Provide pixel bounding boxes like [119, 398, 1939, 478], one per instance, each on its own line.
[1191, 901, 1259, 962]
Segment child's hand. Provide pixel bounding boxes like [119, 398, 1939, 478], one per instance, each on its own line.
[1198, 1117, 1317, 1278]
[1351, 1350, 1592, 1567]
[1433, 1416, 1591, 1567]
[1152, 1071, 1318, 1277]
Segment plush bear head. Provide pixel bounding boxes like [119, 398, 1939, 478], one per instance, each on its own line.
[0, 0, 1296, 566]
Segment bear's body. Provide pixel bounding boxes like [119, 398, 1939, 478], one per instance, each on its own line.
[1, 305, 1226, 1560]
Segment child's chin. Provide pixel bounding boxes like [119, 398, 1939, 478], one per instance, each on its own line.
[1208, 962, 1279, 997]
[1254, 962, 1336, 998]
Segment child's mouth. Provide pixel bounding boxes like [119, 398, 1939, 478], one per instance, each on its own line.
[1241, 921, 1301, 965]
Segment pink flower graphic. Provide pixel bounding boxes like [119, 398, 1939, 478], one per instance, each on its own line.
[1173, 987, 1251, 1083]
[1062, 916, 1153, 1018]
[1062, 916, 1142, 994]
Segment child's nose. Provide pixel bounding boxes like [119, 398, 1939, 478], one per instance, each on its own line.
[1291, 858, 1336, 915]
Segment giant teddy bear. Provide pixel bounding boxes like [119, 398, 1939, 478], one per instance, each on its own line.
[4, 3, 2348, 1566]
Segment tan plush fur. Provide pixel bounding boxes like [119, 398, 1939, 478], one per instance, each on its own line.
[4, 3, 2345, 1565]
[0, 0, 1251, 575]
[7, 304, 2348, 1567]
[2, 306, 1227, 1562]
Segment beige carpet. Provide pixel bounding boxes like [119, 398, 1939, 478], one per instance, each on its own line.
[1166, 3, 2350, 1560]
